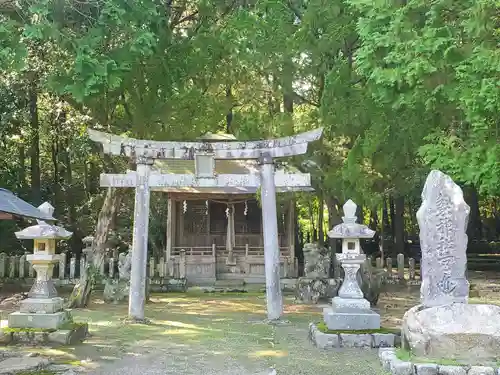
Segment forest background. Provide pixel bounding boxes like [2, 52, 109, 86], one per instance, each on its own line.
[0, 0, 498, 265]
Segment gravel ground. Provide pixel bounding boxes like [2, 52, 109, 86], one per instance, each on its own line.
[85, 322, 386, 375]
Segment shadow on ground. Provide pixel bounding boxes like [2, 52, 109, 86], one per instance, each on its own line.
[0, 271, 498, 374]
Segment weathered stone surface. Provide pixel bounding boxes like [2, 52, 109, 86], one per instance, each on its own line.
[103, 279, 130, 304]
[437, 365, 467, 375]
[8, 310, 70, 329]
[323, 307, 380, 330]
[414, 363, 438, 375]
[402, 303, 500, 363]
[308, 323, 339, 349]
[417, 170, 470, 308]
[11, 330, 49, 345]
[19, 296, 64, 314]
[0, 330, 12, 345]
[0, 356, 50, 374]
[390, 359, 412, 375]
[47, 330, 72, 345]
[339, 333, 372, 348]
[314, 331, 339, 349]
[295, 277, 339, 304]
[303, 243, 330, 279]
[118, 252, 132, 280]
[372, 333, 395, 348]
[46, 363, 86, 373]
[468, 366, 495, 375]
[379, 349, 396, 371]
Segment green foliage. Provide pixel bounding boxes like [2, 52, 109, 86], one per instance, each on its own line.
[0, 0, 498, 258]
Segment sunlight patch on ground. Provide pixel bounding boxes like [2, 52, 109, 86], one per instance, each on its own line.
[161, 328, 203, 337]
[153, 320, 211, 330]
[249, 350, 288, 358]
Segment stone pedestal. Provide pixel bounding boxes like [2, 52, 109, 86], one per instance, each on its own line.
[8, 310, 71, 330]
[323, 256, 380, 330]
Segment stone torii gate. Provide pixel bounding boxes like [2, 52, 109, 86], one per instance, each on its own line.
[88, 128, 323, 321]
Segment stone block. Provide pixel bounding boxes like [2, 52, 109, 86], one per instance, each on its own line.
[468, 367, 495, 375]
[47, 330, 72, 345]
[11, 331, 48, 345]
[414, 363, 438, 375]
[8, 310, 70, 330]
[339, 333, 372, 348]
[379, 349, 396, 371]
[0, 357, 50, 375]
[390, 359, 412, 375]
[332, 296, 370, 310]
[0, 330, 12, 344]
[372, 333, 395, 348]
[402, 304, 500, 363]
[308, 323, 339, 349]
[103, 280, 130, 304]
[323, 307, 380, 330]
[296, 278, 339, 304]
[19, 297, 64, 314]
[314, 331, 339, 349]
[437, 366, 467, 375]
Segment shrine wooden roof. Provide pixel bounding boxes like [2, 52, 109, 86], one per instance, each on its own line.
[0, 189, 56, 222]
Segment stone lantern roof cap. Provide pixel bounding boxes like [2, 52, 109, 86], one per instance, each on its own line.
[15, 223, 73, 240]
[327, 199, 376, 239]
[14, 202, 72, 240]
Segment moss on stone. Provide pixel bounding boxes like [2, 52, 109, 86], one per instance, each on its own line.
[2, 327, 55, 334]
[316, 321, 399, 335]
[58, 321, 87, 331]
[2, 321, 86, 334]
[396, 347, 500, 367]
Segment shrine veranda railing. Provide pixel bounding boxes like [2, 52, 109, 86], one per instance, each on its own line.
[0, 251, 421, 286]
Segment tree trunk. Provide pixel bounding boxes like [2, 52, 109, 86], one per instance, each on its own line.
[394, 196, 405, 256]
[226, 85, 233, 133]
[379, 205, 385, 267]
[308, 201, 317, 242]
[61, 137, 82, 256]
[327, 197, 342, 276]
[67, 187, 125, 308]
[318, 192, 324, 246]
[29, 83, 41, 205]
[389, 196, 396, 239]
[464, 186, 482, 240]
[370, 208, 379, 230]
[18, 138, 26, 193]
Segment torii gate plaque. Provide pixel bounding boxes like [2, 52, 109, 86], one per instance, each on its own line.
[89, 128, 323, 321]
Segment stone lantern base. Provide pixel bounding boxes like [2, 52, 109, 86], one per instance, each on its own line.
[8, 309, 71, 330]
[323, 307, 380, 331]
[323, 257, 380, 331]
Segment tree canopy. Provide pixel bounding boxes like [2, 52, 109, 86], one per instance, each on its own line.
[0, 0, 498, 257]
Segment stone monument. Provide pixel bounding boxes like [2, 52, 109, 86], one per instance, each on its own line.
[103, 252, 132, 304]
[295, 243, 339, 304]
[323, 199, 380, 330]
[8, 202, 73, 329]
[402, 170, 500, 363]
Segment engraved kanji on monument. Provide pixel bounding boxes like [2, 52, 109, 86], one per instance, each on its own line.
[416, 170, 470, 308]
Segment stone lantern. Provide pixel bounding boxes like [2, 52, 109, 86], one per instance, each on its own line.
[8, 202, 73, 329]
[324, 199, 379, 330]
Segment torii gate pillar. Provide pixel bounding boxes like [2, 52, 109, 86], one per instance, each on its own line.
[129, 157, 153, 321]
[259, 153, 283, 320]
